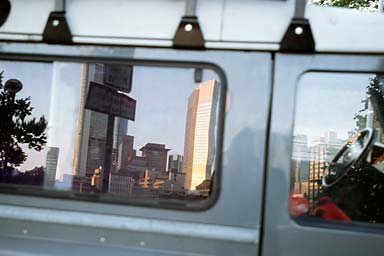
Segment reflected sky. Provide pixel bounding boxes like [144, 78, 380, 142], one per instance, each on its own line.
[294, 72, 372, 143]
[129, 66, 219, 154]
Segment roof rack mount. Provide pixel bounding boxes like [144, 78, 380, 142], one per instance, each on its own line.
[173, 0, 205, 50]
[42, 0, 73, 44]
[280, 0, 315, 53]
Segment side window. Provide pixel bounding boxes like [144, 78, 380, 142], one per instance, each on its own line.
[290, 72, 384, 224]
[0, 60, 224, 209]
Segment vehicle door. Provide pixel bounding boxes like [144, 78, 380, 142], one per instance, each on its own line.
[0, 43, 272, 256]
[263, 53, 384, 256]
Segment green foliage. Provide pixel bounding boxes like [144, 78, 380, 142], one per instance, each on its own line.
[353, 75, 384, 131]
[0, 71, 3, 89]
[353, 98, 368, 131]
[0, 71, 48, 178]
[312, 0, 378, 11]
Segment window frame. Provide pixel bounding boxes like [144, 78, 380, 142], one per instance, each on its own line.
[0, 43, 228, 212]
[289, 70, 384, 232]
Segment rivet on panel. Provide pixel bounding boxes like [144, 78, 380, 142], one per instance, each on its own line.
[295, 26, 303, 35]
[52, 19, 60, 27]
[184, 24, 193, 32]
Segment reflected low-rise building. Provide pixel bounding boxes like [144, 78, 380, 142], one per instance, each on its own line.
[108, 173, 134, 197]
[292, 132, 345, 208]
[196, 179, 211, 197]
[140, 143, 170, 172]
[168, 154, 183, 173]
[163, 170, 185, 192]
[63, 174, 91, 193]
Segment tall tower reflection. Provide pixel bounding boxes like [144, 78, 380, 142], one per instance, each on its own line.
[183, 79, 220, 190]
[72, 64, 128, 177]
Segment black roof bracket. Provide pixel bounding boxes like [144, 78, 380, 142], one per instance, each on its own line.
[280, 0, 315, 53]
[173, 0, 205, 50]
[42, 0, 72, 44]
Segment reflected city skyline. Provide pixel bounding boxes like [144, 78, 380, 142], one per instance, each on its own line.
[292, 131, 347, 209]
[291, 73, 384, 222]
[0, 61, 221, 200]
[292, 72, 372, 210]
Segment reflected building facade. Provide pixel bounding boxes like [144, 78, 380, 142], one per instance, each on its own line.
[140, 143, 170, 172]
[108, 173, 134, 197]
[168, 154, 183, 173]
[117, 135, 134, 171]
[292, 134, 309, 196]
[292, 132, 345, 209]
[307, 135, 344, 208]
[44, 147, 59, 188]
[183, 79, 220, 190]
[73, 64, 129, 177]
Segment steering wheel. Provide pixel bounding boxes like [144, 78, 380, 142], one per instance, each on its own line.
[322, 128, 374, 187]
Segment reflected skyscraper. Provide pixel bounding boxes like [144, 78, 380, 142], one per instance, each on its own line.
[44, 147, 59, 187]
[117, 135, 134, 171]
[182, 79, 219, 190]
[73, 64, 129, 177]
[168, 154, 183, 173]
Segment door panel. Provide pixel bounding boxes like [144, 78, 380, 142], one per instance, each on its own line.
[263, 54, 384, 256]
[0, 43, 272, 255]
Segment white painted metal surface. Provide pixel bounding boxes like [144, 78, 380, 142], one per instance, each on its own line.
[0, 205, 259, 243]
[0, 44, 271, 255]
[0, 0, 384, 52]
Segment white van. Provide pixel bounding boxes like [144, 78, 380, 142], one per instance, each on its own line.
[0, 0, 384, 255]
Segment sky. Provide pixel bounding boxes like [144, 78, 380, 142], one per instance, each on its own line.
[128, 66, 218, 154]
[294, 72, 374, 143]
[0, 60, 219, 178]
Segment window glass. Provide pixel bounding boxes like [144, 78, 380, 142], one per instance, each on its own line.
[0, 61, 223, 207]
[290, 72, 384, 224]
